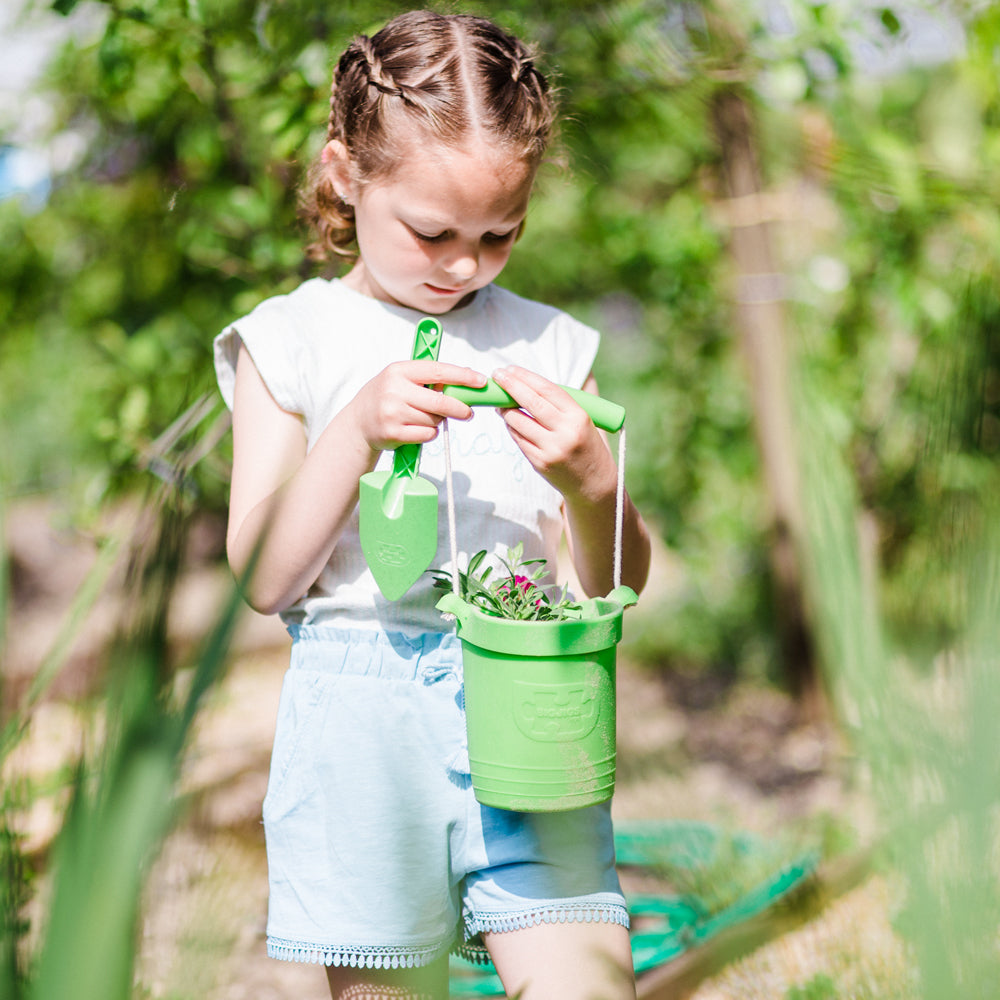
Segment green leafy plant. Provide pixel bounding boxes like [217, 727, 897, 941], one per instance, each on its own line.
[431, 543, 581, 622]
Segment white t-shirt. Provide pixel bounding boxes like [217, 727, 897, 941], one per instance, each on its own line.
[214, 278, 600, 635]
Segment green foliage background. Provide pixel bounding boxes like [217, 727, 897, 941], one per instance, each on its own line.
[3, 4, 1000, 997]
[2, 0, 998, 676]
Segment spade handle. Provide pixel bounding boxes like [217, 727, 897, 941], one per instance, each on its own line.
[443, 380, 625, 433]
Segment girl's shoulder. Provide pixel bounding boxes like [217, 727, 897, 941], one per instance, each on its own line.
[213, 278, 422, 415]
[213, 278, 347, 412]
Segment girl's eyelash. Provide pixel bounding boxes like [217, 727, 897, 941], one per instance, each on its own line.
[413, 230, 448, 244]
[409, 227, 517, 244]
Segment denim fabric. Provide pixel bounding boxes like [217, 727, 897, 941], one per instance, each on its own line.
[262, 626, 627, 969]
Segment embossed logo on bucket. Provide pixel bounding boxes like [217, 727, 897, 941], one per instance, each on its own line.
[512, 681, 599, 742]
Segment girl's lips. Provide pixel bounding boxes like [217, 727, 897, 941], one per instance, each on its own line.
[425, 283, 464, 295]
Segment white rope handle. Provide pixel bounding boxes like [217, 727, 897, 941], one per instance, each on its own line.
[442, 417, 627, 595]
[614, 425, 626, 591]
[442, 419, 461, 596]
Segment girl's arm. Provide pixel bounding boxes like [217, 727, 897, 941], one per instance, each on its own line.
[226, 343, 485, 615]
[492, 366, 651, 599]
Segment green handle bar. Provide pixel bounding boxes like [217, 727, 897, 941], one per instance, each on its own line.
[442, 380, 625, 433]
[393, 317, 443, 481]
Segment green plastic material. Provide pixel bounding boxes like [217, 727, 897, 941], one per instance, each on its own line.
[436, 586, 637, 812]
[359, 317, 443, 600]
[442, 380, 625, 433]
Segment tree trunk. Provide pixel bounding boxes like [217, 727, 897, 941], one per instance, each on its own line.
[711, 88, 823, 719]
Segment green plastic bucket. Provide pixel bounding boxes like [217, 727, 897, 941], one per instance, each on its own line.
[436, 586, 637, 812]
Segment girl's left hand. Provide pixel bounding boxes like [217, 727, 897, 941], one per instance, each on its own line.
[491, 365, 619, 503]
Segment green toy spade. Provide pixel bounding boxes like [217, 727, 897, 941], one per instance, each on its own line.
[358, 317, 444, 600]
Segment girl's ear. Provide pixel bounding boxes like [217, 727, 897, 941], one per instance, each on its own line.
[321, 140, 355, 205]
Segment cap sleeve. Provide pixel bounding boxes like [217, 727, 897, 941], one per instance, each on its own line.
[213, 298, 308, 416]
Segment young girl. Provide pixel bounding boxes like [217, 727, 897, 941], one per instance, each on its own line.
[214, 10, 651, 999]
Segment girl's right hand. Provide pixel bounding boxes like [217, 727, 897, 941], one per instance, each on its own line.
[349, 360, 487, 453]
[227, 352, 486, 615]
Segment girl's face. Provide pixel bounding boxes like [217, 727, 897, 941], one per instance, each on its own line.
[335, 138, 536, 314]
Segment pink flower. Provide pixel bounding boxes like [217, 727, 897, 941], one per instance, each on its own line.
[497, 575, 542, 606]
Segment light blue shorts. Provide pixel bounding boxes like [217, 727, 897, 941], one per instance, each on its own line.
[262, 626, 628, 970]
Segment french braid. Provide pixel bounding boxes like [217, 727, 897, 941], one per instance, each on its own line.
[354, 35, 414, 104]
[301, 10, 558, 262]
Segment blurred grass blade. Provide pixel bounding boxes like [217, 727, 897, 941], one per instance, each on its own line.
[20, 497, 244, 1000]
[0, 483, 7, 658]
[179, 569, 244, 736]
[797, 373, 1000, 997]
[29, 733, 177, 1000]
[0, 533, 124, 764]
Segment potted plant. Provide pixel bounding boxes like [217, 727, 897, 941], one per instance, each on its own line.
[434, 545, 637, 813]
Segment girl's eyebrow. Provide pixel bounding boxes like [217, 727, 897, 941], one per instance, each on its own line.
[404, 215, 449, 231]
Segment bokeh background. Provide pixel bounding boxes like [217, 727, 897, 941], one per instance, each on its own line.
[2, 1, 998, 997]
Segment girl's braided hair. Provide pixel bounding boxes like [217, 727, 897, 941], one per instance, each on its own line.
[301, 10, 558, 262]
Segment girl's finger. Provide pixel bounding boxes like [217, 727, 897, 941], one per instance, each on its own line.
[502, 415, 544, 462]
[403, 363, 485, 419]
[380, 362, 484, 422]
[492, 365, 577, 430]
[412, 384, 477, 421]
[404, 361, 488, 389]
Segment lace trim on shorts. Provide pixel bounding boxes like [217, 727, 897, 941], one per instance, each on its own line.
[454, 938, 493, 966]
[267, 936, 445, 969]
[462, 899, 629, 943]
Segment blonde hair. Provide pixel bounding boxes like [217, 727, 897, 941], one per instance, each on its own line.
[301, 10, 557, 262]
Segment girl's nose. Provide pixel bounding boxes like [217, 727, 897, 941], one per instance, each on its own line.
[446, 248, 478, 281]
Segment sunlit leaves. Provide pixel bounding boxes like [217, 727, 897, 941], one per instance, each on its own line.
[3, 0, 998, 675]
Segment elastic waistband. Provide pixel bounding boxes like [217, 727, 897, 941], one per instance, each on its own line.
[286, 625, 463, 683]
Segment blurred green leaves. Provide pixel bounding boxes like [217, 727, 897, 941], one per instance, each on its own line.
[0, 5, 997, 994]
[0, 488, 245, 1000]
[2, 0, 998, 676]
[799, 360, 1000, 998]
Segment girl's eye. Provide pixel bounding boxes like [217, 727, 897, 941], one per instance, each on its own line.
[408, 226, 518, 245]
[409, 227, 449, 244]
[484, 229, 518, 244]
